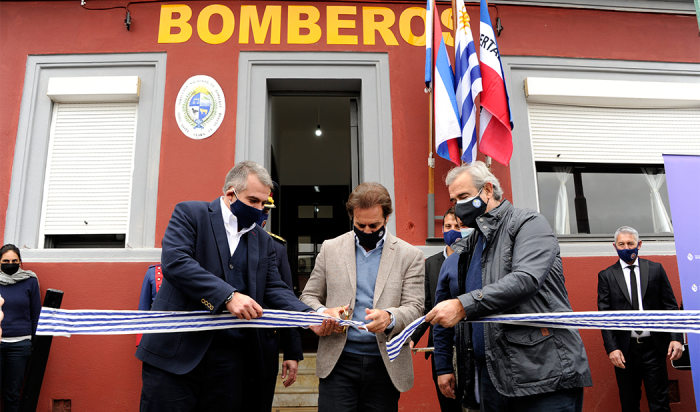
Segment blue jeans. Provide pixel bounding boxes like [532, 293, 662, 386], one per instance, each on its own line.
[478, 360, 584, 412]
[1, 340, 33, 412]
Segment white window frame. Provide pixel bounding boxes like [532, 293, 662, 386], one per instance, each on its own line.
[5, 54, 166, 262]
[500, 56, 700, 257]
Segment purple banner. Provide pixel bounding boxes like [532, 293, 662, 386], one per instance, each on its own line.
[663, 154, 700, 406]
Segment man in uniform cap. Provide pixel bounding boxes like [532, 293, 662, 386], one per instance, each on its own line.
[250, 190, 304, 410]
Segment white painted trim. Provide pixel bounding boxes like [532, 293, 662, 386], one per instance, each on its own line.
[19, 248, 162, 263]
[525, 77, 700, 108]
[463, 0, 696, 15]
[235, 51, 396, 235]
[47, 76, 141, 103]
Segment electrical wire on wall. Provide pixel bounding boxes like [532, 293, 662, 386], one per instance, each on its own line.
[80, 1, 171, 31]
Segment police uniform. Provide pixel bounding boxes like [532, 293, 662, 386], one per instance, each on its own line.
[250, 196, 304, 410]
[136, 264, 163, 346]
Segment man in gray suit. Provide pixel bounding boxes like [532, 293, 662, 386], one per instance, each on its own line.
[300, 182, 425, 412]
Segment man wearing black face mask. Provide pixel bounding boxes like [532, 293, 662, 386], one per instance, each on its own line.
[137, 161, 331, 412]
[300, 182, 424, 412]
[598, 226, 682, 412]
[426, 161, 591, 412]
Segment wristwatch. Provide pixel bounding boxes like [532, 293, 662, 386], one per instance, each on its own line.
[387, 310, 395, 324]
[224, 292, 235, 305]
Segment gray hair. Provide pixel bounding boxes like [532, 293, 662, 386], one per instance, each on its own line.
[614, 226, 640, 243]
[444, 161, 503, 201]
[222, 161, 273, 194]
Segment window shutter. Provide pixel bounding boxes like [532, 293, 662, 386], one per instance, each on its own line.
[528, 103, 700, 164]
[41, 103, 138, 236]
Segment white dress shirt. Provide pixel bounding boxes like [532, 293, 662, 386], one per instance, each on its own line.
[620, 258, 650, 338]
[220, 197, 255, 257]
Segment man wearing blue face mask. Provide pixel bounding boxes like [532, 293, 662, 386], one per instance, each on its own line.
[426, 161, 591, 412]
[137, 161, 333, 412]
[598, 226, 682, 412]
[409, 207, 465, 412]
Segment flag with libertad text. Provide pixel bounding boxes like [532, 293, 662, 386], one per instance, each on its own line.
[478, 0, 513, 165]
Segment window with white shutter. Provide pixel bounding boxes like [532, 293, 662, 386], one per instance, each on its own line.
[528, 104, 700, 164]
[525, 77, 700, 238]
[40, 103, 138, 248]
[6, 54, 165, 257]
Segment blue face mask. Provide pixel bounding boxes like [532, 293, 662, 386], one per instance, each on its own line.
[230, 188, 263, 229]
[443, 230, 462, 247]
[617, 246, 639, 263]
[460, 228, 475, 238]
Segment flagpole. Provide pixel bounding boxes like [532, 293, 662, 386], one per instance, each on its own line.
[451, 0, 460, 164]
[427, 0, 436, 239]
[428, 86, 435, 239]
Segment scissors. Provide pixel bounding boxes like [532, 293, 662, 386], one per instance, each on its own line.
[340, 302, 353, 332]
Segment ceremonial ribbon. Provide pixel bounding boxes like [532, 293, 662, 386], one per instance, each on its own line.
[36, 308, 367, 337]
[37, 308, 700, 362]
[386, 310, 700, 361]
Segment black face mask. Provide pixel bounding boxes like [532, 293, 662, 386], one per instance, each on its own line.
[354, 225, 385, 250]
[1, 263, 20, 275]
[455, 187, 488, 228]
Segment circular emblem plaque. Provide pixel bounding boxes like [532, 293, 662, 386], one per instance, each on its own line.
[175, 75, 226, 140]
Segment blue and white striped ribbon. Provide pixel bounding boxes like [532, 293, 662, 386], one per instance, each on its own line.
[386, 311, 700, 361]
[38, 308, 700, 362]
[36, 308, 367, 337]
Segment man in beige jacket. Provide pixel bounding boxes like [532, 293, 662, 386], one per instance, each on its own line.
[300, 182, 424, 412]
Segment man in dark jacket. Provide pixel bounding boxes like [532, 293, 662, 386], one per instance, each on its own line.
[410, 207, 463, 412]
[136, 161, 332, 412]
[426, 161, 592, 412]
[598, 226, 683, 412]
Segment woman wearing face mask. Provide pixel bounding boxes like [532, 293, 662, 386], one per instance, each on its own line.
[0, 244, 41, 412]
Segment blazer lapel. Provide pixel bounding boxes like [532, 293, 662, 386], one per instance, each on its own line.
[639, 259, 649, 299]
[247, 229, 259, 300]
[373, 233, 398, 307]
[344, 232, 357, 303]
[209, 199, 231, 281]
[612, 262, 632, 306]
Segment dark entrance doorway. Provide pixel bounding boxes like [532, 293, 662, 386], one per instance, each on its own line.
[269, 95, 358, 351]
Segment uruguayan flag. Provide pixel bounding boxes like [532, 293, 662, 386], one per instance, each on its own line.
[454, 0, 482, 164]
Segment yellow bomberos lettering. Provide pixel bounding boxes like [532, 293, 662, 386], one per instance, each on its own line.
[398, 7, 426, 46]
[157, 4, 437, 47]
[288, 5, 322, 44]
[327, 6, 357, 45]
[239, 5, 281, 44]
[158, 5, 193, 43]
[440, 8, 454, 47]
[362, 7, 398, 46]
[197, 5, 235, 44]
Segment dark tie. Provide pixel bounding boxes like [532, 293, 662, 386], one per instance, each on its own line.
[629, 265, 642, 335]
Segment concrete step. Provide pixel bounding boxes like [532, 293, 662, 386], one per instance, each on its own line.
[272, 353, 319, 407]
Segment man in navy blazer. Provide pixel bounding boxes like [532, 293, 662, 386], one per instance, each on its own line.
[598, 226, 683, 412]
[136, 161, 334, 412]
